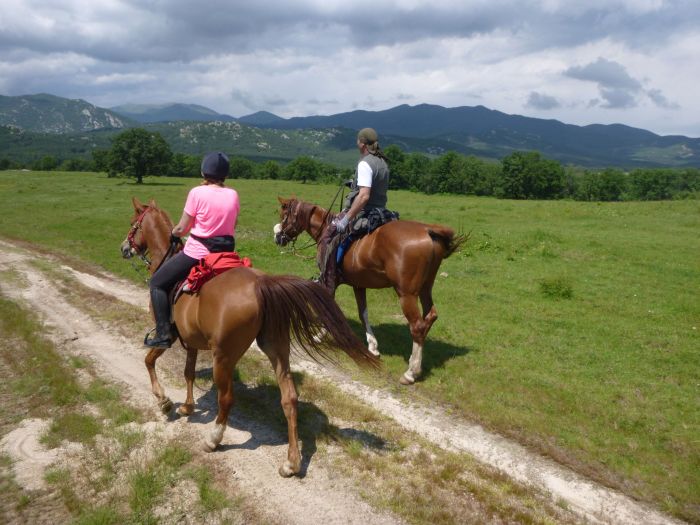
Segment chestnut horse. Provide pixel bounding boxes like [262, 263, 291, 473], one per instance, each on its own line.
[120, 197, 378, 476]
[275, 197, 466, 385]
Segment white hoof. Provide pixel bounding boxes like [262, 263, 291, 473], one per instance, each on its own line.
[278, 460, 297, 477]
[399, 372, 415, 385]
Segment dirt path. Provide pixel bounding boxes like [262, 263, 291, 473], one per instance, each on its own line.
[0, 239, 684, 525]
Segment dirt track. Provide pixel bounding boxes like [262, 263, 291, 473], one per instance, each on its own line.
[0, 238, 684, 525]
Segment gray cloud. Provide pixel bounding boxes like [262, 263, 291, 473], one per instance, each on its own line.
[647, 88, 680, 109]
[2, 1, 699, 64]
[0, 1, 697, 135]
[526, 92, 561, 110]
[565, 57, 678, 110]
[565, 57, 641, 90]
[565, 57, 642, 108]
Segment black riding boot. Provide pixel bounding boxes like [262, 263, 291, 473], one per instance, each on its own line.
[144, 287, 174, 348]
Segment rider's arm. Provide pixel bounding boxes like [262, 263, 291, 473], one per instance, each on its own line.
[345, 186, 370, 221]
[172, 211, 193, 237]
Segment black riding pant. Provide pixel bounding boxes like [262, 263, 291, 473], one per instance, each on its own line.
[150, 252, 199, 293]
[149, 252, 198, 334]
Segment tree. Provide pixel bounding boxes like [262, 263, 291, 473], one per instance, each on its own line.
[257, 160, 282, 180]
[283, 156, 319, 183]
[108, 128, 172, 183]
[229, 156, 255, 179]
[500, 151, 565, 199]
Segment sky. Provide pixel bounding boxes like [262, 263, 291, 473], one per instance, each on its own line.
[1, 0, 699, 137]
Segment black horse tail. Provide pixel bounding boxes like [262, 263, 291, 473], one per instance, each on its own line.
[428, 226, 469, 259]
[255, 274, 380, 370]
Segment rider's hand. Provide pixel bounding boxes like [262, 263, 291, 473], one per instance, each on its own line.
[170, 233, 181, 244]
[332, 214, 350, 233]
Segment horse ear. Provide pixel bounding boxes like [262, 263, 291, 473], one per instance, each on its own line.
[278, 196, 288, 205]
[132, 196, 145, 212]
[148, 198, 158, 209]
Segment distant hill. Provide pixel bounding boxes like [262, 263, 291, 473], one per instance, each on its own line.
[110, 103, 236, 123]
[253, 103, 700, 167]
[238, 111, 285, 127]
[0, 93, 131, 133]
[2, 94, 699, 168]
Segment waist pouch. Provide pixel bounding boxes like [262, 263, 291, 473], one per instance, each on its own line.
[189, 233, 235, 253]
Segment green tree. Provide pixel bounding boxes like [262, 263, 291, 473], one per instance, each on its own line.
[108, 128, 172, 184]
[283, 156, 319, 183]
[500, 151, 565, 199]
[575, 168, 628, 201]
[92, 149, 110, 174]
[257, 160, 282, 180]
[229, 156, 255, 179]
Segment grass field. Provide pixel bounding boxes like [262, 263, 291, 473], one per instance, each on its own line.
[0, 170, 698, 522]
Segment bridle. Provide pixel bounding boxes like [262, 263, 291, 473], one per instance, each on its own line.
[124, 206, 181, 279]
[277, 182, 347, 255]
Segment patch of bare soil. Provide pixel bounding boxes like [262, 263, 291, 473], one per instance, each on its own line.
[0, 239, 684, 525]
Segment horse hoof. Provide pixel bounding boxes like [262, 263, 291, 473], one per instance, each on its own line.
[278, 461, 298, 478]
[159, 398, 174, 414]
[177, 404, 194, 417]
[399, 373, 415, 385]
[202, 440, 217, 453]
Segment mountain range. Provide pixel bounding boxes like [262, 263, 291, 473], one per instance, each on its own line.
[1, 93, 699, 168]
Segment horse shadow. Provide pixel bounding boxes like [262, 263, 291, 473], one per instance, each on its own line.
[175, 368, 387, 477]
[346, 319, 474, 382]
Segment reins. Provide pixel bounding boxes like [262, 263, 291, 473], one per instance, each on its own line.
[284, 181, 346, 258]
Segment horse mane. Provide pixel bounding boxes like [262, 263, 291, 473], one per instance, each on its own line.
[147, 200, 175, 229]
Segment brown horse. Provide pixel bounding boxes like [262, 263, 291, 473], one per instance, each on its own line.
[274, 197, 466, 385]
[120, 197, 378, 476]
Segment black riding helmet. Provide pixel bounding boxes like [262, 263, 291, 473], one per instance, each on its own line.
[201, 151, 230, 180]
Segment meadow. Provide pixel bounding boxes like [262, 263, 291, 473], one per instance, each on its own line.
[0, 170, 698, 522]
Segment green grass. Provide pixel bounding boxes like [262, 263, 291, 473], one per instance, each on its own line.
[1, 170, 699, 522]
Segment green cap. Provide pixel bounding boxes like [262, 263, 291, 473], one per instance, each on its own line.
[357, 127, 378, 144]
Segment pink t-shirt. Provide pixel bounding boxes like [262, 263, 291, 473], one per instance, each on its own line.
[183, 184, 240, 259]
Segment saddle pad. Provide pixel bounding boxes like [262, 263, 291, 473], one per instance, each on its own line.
[185, 252, 252, 293]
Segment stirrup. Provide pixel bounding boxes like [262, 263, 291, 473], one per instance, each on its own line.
[143, 328, 173, 349]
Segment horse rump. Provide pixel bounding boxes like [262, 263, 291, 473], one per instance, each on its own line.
[254, 274, 380, 370]
[427, 226, 469, 259]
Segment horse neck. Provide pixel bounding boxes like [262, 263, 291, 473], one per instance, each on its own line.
[306, 205, 333, 241]
[144, 210, 174, 273]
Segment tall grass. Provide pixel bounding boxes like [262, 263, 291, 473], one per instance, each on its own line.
[0, 170, 698, 521]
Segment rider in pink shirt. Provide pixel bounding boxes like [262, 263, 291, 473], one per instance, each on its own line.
[145, 152, 240, 348]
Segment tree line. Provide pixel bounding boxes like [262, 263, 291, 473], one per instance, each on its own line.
[2, 128, 698, 201]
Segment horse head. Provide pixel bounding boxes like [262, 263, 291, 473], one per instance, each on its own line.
[274, 197, 303, 246]
[120, 197, 175, 272]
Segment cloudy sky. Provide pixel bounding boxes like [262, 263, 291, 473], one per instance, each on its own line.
[1, 0, 699, 137]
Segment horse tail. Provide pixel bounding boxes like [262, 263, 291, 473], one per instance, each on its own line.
[255, 274, 380, 370]
[428, 226, 469, 259]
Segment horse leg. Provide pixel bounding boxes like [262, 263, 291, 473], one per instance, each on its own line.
[258, 334, 301, 477]
[353, 287, 379, 356]
[202, 348, 237, 452]
[145, 348, 173, 414]
[177, 347, 198, 416]
[398, 294, 430, 385]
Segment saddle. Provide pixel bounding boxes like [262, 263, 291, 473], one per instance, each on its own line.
[337, 208, 400, 264]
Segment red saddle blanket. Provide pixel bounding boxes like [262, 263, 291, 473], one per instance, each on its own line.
[185, 252, 252, 293]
